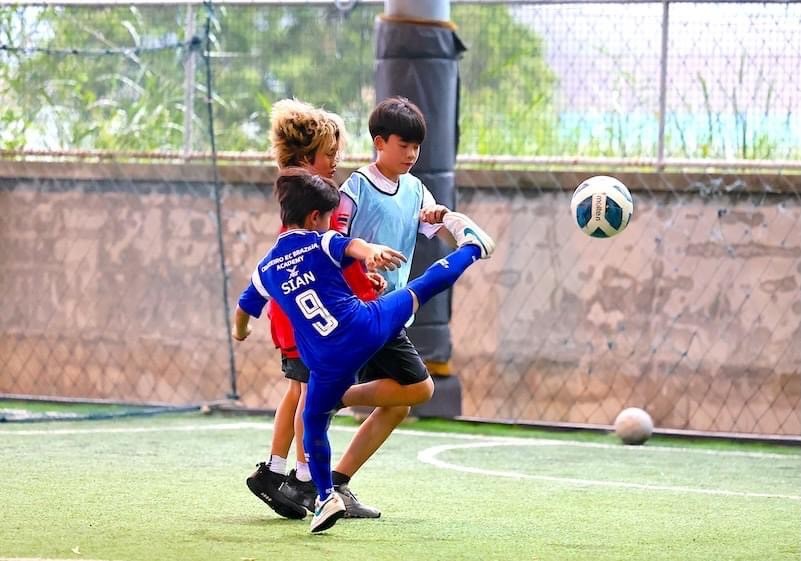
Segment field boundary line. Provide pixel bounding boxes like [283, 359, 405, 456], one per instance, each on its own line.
[0, 420, 797, 460]
[0, 557, 117, 561]
[418, 440, 801, 501]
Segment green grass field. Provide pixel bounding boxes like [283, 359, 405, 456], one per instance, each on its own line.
[1, 408, 799, 561]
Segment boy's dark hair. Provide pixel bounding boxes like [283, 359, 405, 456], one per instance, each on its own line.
[368, 96, 426, 144]
[275, 168, 340, 226]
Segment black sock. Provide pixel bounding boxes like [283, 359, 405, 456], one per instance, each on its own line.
[332, 471, 350, 486]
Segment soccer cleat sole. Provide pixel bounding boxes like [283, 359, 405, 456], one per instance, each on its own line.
[310, 509, 346, 534]
[246, 477, 307, 520]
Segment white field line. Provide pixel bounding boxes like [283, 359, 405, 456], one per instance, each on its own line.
[0, 558, 117, 561]
[418, 440, 801, 501]
[1, 421, 797, 460]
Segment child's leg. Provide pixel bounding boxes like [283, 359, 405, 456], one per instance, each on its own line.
[302, 374, 355, 501]
[293, 382, 310, 480]
[406, 245, 482, 309]
[343, 377, 433, 407]
[334, 404, 410, 477]
[270, 378, 300, 469]
[246, 365, 306, 520]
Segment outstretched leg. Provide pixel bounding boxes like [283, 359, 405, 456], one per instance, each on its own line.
[407, 211, 495, 308]
[407, 244, 481, 309]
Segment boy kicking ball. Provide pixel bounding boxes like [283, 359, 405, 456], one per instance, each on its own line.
[232, 168, 494, 533]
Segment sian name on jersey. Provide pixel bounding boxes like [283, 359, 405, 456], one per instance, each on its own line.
[281, 269, 316, 294]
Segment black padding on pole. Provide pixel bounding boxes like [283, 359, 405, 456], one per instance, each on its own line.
[375, 18, 465, 369]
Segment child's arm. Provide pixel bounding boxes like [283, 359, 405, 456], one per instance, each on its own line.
[345, 238, 407, 272]
[232, 279, 269, 342]
[420, 205, 449, 224]
[232, 306, 253, 341]
[420, 205, 458, 247]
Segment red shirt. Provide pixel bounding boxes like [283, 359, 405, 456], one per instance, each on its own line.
[267, 209, 378, 358]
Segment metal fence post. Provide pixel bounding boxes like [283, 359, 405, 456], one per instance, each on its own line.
[657, 0, 669, 167]
[183, 4, 196, 157]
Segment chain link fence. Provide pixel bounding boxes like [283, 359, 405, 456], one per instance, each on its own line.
[1, 1, 799, 436]
[0, 164, 236, 406]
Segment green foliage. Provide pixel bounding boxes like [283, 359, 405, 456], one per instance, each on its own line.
[454, 5, 558, 155]
[0, 4, 556, 156]
[208, 5, 380, 152]
[2, 5, 794, 160]
[0, 5, 189, 151]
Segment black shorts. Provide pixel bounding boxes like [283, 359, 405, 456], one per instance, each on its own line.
[358, 329, 430, 386]
[281, 356, 310, 383]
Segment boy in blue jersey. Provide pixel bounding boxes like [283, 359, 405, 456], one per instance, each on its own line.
[232, 168, 494, 532]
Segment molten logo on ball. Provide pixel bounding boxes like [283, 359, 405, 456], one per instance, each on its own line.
[571, 175, 634, 238]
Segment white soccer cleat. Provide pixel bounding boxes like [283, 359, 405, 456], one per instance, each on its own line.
[309, 491, 346, 533]
[442, 212, 496, 259]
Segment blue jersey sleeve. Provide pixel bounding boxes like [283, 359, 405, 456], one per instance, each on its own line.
[320, 231, 355, 268]
[237, 270, 270, 318]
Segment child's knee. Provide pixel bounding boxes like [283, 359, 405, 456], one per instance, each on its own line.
[381, 405, 411, 424]
[407, 377, 434, 405]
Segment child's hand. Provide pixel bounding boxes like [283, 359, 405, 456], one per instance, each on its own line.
[232, 325, 252, 341]
[366, 271, 388, 294]
[420, 205, 450, 224]
[366, 244, 406, 272]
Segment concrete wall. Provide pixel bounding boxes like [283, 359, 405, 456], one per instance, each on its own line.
[1, 163, 798, 435]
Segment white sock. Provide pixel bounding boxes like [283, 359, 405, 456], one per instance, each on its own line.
[268, 455, 287, 475]
[295, 461, 312, 482]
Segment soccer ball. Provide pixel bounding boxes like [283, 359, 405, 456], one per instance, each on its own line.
[570, 175, 633, 238]
[614, 407, 653, 445]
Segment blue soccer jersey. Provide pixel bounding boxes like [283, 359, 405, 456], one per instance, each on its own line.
[238, 229, 413, 381]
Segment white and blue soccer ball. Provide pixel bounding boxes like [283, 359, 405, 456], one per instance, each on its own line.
[570, 175, 633, 238]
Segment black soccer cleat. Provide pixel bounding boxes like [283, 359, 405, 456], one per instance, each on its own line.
[246, 463, 307, 520]
[279, 469, 317, 513]
[336, 484, 381, 519]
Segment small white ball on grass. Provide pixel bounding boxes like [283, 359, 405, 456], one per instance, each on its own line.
[614, 407, 653, 445]
[200, 403, 213, 415]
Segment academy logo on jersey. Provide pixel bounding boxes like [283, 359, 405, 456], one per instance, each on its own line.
[287, 265, 299, 279]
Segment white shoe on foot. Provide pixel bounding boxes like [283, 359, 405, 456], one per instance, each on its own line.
[442, 212, 496, 259]
[310, 492, 346, 533]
